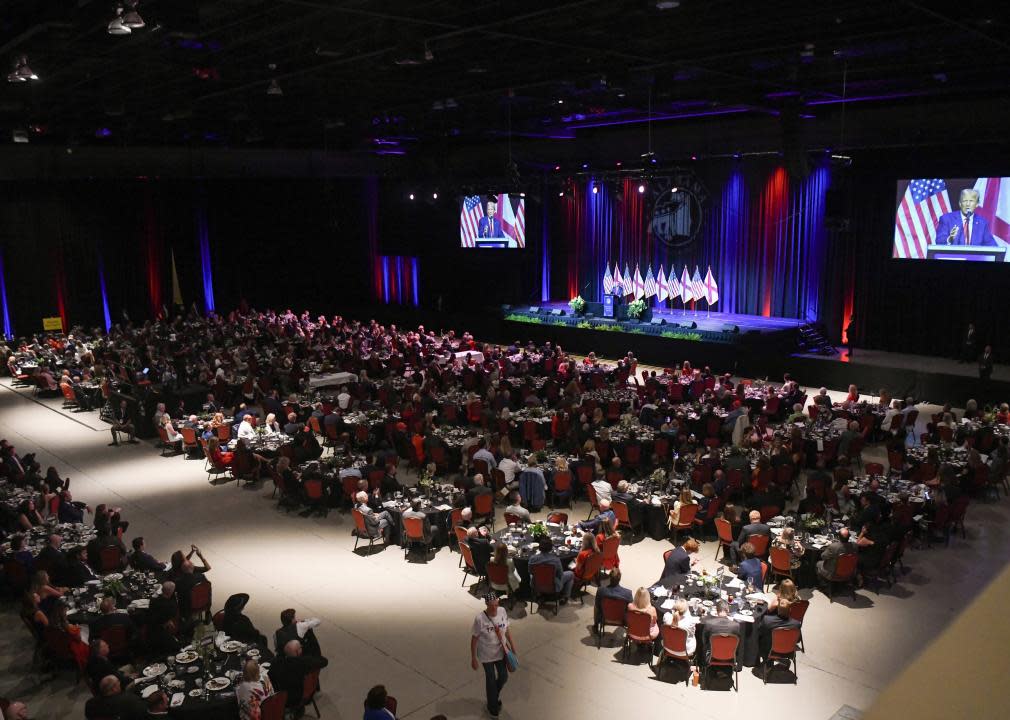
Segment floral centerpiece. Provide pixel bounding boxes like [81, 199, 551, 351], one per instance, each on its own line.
[627, 298, 647, 320]
[102, 578, 126, 597]
[418, 463, 436, 498]
[528, 521, 549, 538]
[568, 295, 586, 315]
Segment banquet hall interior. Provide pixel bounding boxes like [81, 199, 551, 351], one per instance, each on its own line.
[1, 2, 1010, 719]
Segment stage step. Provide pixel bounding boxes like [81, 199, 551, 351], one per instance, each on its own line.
[797, 324, 839, 356]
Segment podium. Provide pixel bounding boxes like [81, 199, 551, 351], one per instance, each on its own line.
[925, 244, 1007, 262]
[474, 237, 513, 248]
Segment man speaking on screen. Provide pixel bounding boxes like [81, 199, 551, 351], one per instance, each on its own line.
[935, 188, 996, 247]
[477, 196, 505, 238]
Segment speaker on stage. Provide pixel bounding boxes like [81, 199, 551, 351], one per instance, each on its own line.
[528, 306, 540, 313]
[681, 321, 697, 329]
[650, 318, 665, 325]
[550, 309, 565, 316]
[722, 324, 740, 334]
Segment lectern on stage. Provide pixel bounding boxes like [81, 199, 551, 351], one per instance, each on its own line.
[925, 244, 1008, 262]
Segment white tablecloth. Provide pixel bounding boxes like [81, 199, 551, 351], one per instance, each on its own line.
[307, 371, 358, 389]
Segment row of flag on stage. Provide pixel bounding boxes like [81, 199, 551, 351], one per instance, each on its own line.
[602, 263, 720, 304]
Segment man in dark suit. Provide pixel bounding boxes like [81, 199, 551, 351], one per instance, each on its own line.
[757, 599, 801, 663]
[268, 639, 329, 717]
[91, 596, 136, 642]
[148, 581, 180, 627]
[466, 474, 494, 509]
[961, 322, 977, 363]
[816, 527, 856, 582]
[476, 197, 505, 238]
[658, 538, 699, 582]
[84, 675, 147, 720]
[129, 537, 165, 574]
[283, 412, 303, 436]
[528, 537, 574, 603]
[733, 510, 771, 561]
[37, 534, 68, 584]
[594, 569, 633, 631]
[465, 526, 494, 574]
[222, 593, 269, 646]
[700, 601, 741, 665]
[87, 529, 127, 573]
[64, 546, 99, 586]
[274, 608, 322, 657]
[735, 542, 764, 588]
[85, 639, 131, 690]
[109, 400, 137, 446]
[936, 189, 996, 249]
[980, 345, 994, 381]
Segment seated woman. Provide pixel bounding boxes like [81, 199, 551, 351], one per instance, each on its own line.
[771, 527, 805, 571]
[768, 577, 799, 611]
[207, 437, 235, 468]
[572, 533, 600, 582]
[668, 488, 697, 528]
[490, 543, 521, 594]
[21, 591, 49, 638]
[160, 415, 183, 448]
[720, 504, 744, 541]
[47, 599, 89, 667]
[17, 499, 45, 531]
[31, 570, 67, 612]
[844, 384, 859, 405]
[236, 658, 274, 720]
[203, 412, 227, 440]
[662, 598, 699, 658]
[263, 412, 282, 434]
[627, 587, 659, 641]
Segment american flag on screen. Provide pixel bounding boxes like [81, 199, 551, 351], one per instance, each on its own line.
[894, 179, 951, 259]
[973, 177, 1010, 260]
[460, 195, 484, 248]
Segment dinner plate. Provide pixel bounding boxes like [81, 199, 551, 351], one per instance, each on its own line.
[701, 600, 714, 607]
[175, 651, 199, 664]
[143, 663, 167, 677]
[220, 640, 245, 653]
[105, 572, 123, 581]
[189, 689, 203, 698]
[206, 677, 231, 691]
[246, 648, 260, 658]
[740, 609, 753, 616]
[187, 665, 199, 674]
[141, 685, 160, 699]
[170, 680, 186, 689]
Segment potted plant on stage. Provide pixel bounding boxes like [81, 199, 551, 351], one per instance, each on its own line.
[627, 298, 646, 322]
[568, 295, 586, 316]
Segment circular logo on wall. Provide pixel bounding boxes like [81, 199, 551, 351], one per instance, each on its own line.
[651, 173, 706, 249]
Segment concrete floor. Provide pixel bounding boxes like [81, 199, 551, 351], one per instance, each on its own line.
[2, 378, 1008, 720]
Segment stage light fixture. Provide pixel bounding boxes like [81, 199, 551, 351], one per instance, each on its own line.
[592, 185, 598, 194]
[638, 184, 645, 193]
[266, 78, 283, 96]
[691, 154, 698, 160]
[108, 7, 132, 34]
[122, 1, 145, 28]
[671, 187, 678, 193]
[432, 192, 438, 199]
[409, 193, 415, 200]
[559, 191, 564, 197]
[14, 56, 38, 81]
[554, 165, 560, 171]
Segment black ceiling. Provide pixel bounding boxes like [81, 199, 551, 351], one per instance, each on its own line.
[2, 0, 1008, 163]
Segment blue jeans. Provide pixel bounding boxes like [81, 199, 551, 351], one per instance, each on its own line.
[482, 658, 508, 713]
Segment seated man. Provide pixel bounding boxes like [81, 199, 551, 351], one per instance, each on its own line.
[148, 581, 179, 626]
[128, 537, 166, 574]
[354, 491, 394, 542]
[222, 593, 269, 647]
[465, 526, 493, 574]
[658, 538, 699, 582]
[503, 491, 531, 523]
[91, 595, 136, 642]
[64, 546, 99, 586]
[84, 675, 147, 720]
[466, 474, 494, 510]
[402, 498, 439, 546]
[85, 639, 131, 691]
[816, 528, 856, 582]
[268, 639, 329, 716]
[590, 475, 613, 504]
[732, 510, 770, 562]
[735, 542, 763, 589]
[527, 537, 574, 603]
[576, 498, 616, 534]
[109, 400, 138, 446]
[274, 608, 322, 657]
[594, 568, 633, 630]
[700, 600, 741, 666]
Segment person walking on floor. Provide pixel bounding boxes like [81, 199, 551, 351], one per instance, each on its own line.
[470, 593, 518, 718]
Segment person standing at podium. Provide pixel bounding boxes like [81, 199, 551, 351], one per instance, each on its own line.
[935, 189, 996, 247]
[476, 196, 505, 238]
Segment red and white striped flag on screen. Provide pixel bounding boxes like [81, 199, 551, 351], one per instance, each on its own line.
[973, 177, 1010, 260]
[602, 263, 614, 294]
[501, 194, 526, 248]
[633, 265, 645, 299]
[893, 179, 950, 259]
[612, 264, 623, 294]
[644, 265, 658, 298]
[656, 265, 668, 301]
[460, 195, 484, 248]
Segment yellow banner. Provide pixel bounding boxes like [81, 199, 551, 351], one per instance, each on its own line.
[42, 316, 64, 331]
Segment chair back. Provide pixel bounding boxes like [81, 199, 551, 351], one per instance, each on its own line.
[3, 560, 29, 594]
[189, 581, 212, 615]
[473, 492, 494, 517]
[352, 508, 373, 537]
[575, 464, 594, 487]
[600, 534, 620, 568]
[459, 542, 478, 572]
[180, 427, 198, 446]
[709, 634, 739, 665]
[833, 553, 858, 581]
[503, 512, 523, 526]
[661, 625, 688, 655]
[260, 690, 288, 720]
[611, 500, 631, 526]
[674, 503, 699, 529]
[626, 609, 653, 641]
[600, 596, 627, 625]
[715, 517, 734, 544]
[403, 516, 426, 542]
[585, 483, 600, 510]
[212, 609, 225, 630]
[216, 424, 231, 442]
[472, 458, 489, 477]
[546, 511, 568, 525]
[97, 623, 130, 658]
[43, 626, 76, 663]
[486, 560, 510, 590]
[579, 552, 603, 582]
[99, 545, 123, 573]
[759, 505, 781, 523]
[302, 669, 320, 704]
[864, 462, 884, 476]
[453, 525, 469, 548]
[605, 470, 623, 488]
[342, 475, 361, 500]
[303, 479, 324, 501]
[769, 546, 792, 573]
[530, 562, 558, 594]
[747, 533, 770, 557]
[770, 626, 801, 655]
[553, 471, 572, 493]
[788, 598, 809, 622]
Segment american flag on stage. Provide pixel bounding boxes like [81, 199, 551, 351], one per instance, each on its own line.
[691, 267, 705, 300]
[680, 266, 694, 304]
[656, 265, 668, 301]
[703, 266, 719, 305]
[893, 179, 951, 259]
[973, 177, 1010, 260]
[459, 195, 484, 248]
[602, 263, 614, 295]
[668, 265, 682, 302]
[644, 265, 658, 298]
[612, 264, 623, 295]
[500, 194, 526, 248]
[623, 263, 634, 297]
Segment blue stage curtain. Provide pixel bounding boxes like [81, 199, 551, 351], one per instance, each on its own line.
[561, 160, 830, 320]
[0, 248, 12, 338]
[195, 190, 216, 315]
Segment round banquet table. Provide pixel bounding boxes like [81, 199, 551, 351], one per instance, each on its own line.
[653, 572, 768, 667]
[494, 524, 579, 597]
[381, 490, 454, 545]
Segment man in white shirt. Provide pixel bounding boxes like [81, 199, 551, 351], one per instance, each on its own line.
[591, 476, 613, 504]
[336, 386, 352, 411]
[503, 492, 531, 523]
[237, 415, 257, 441]
[881, 400, 903, 432]
[497, 453, 520, 496]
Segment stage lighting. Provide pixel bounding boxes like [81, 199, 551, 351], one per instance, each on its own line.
[592, 186, 598, 194]
[638, 184, 645, 193]
[432, 192, 438, 199]
[554, 165, 560, 171]
[122, 1, 145, 28]
[671, 187, 678, 193]
[691, 154, 697, 160]
[558, 191, 564, 197]
[108, 7, 132, 34]
[409, 193, 415, 200]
